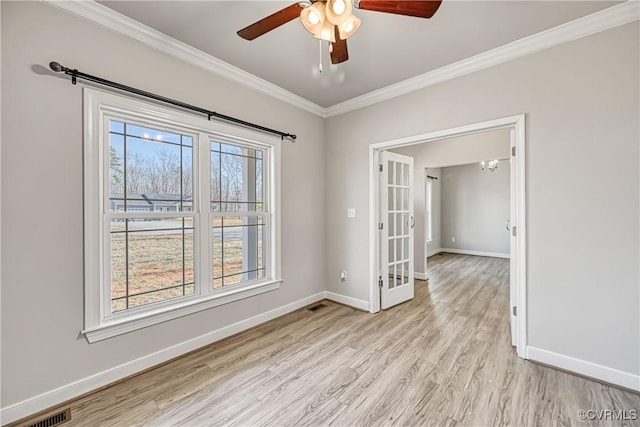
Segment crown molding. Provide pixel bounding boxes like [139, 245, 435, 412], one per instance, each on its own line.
[325, 0, 640, 117]
[42, 0, 327, 117]
[42, 1, 638, 119]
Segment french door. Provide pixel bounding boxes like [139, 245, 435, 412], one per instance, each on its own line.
[380, 151, 415, 309]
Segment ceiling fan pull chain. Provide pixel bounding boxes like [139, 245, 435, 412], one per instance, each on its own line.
[319, 39, 323, 73]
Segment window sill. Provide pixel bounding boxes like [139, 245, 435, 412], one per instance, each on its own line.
[83, 280, 282, 343]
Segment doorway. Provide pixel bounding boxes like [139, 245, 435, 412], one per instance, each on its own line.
[368, 115, 527, 359]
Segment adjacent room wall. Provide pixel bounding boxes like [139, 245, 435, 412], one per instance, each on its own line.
[425, 168, 441, 258]
[391, 130, 510, 276]
[1, 1, 325, 413]
[441, 162, 510, 256]
[325, 22, 639, 378]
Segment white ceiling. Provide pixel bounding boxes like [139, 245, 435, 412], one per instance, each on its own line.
[99, 1, 618, 107]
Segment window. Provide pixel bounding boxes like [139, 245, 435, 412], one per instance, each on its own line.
[84, 89, 281, 342]
[425, 178, 433, 243]
[210, 142, 267, 288]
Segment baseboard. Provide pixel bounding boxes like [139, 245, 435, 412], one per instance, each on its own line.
[440, 248, 510, 259]
[527, 346, 640, 392]
[414, 272, 427, 281]
[324, 291, 369, 311]
[0, 292, 326, 425]
[426, 248, 442, 258]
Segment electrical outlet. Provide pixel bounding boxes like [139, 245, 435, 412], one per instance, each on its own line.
[451, 236, 456, 243]
[340, 271, 348, 282]
[347, 208, 356, 218]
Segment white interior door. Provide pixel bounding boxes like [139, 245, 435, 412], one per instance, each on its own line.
[509, 130, 517, 346]
[380, 151, 414, 309]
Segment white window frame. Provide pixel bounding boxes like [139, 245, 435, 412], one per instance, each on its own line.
[425, 177, 433, 243]
[83, 88, 282, 343]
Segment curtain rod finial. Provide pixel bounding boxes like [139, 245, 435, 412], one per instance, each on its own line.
[49, 61, 63, 72]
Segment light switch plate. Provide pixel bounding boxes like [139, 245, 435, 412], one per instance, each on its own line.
[347, 208, 356, 218]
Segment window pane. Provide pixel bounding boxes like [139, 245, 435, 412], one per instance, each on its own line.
[109, 134, 125, 205]
[389, 264, 395, 289]
[128, 286, 186, 309]
[211, 149, 221, 212]
[211, 141, 264, 212]
[110, 225, 126, 301]
[126, 136, 180, 203]
[403, 164, 409, 186]
[125, 124, 181, 144]
[212, 217, 222, 288]
[257, 223, 264, 277]
[388, 238, 394, 263]
[110, 121, 125, 134]
[109, 121, 193, 212]
[256, 157, 263, 206]
[404, 237, 409, 262]
[212, 216, 266, 288]
[403, 261, 410, 285]
[182, 147, 193, 212]
[110, 218, 194, 313]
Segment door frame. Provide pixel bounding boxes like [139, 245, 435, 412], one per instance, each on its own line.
[368, 114, 527, 359]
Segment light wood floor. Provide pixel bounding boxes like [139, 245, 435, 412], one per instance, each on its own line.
[17, 254, 639, 426]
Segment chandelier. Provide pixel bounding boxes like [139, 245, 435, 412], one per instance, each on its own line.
[481, 160, 499, 172]
[300, 0, 361, 42]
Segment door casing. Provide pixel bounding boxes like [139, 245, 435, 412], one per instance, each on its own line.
[368, 114, 527, 359]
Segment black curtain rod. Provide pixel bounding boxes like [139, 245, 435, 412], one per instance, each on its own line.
[427, 175, 438, 180]
[48, 61, 297, 142]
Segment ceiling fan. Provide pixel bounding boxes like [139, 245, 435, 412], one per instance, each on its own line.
[237, 0, 442, 65]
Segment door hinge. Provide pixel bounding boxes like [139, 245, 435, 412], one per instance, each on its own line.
[378, 222, 383, 230]
[378, 164, 383, 172]
[512, 306, 517, 316]
[512, 226, 517, 237]
[378, 276, 383, 288]
[512, 146, 516, 157]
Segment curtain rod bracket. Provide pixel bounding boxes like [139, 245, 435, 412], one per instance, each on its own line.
[48, 61, 297, 142]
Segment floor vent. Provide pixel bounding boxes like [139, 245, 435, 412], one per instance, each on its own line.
[307, 303, 327, 312]
[28, 408, 71, 427]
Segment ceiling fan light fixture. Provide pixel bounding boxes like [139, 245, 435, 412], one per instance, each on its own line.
[300, 2, 326, 35]
[338, 14, 360, 39]
[326, 0, 352, 25]
[313, 18, 336, 42]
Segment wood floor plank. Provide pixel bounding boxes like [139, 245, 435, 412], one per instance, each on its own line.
[12, 253, 640, 427]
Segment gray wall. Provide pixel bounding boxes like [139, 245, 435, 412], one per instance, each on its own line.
[1, 2, 325, 407]
[441, 163, 510, 255]
[391, 130, 511, 275]
[325, 23, 639, 375]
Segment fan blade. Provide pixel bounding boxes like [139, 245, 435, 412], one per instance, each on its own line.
[237, 3, 303, 40]
[331, 26, 349, 64]
[355, 0, 442, 18]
